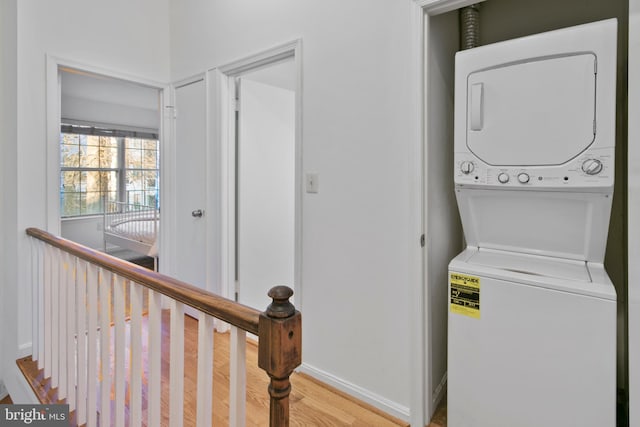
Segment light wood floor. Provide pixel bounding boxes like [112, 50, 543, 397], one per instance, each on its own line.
[17, 311, 447, 426]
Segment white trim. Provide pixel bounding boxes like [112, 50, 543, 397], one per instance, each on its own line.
[408, 2, 427, 427]
[173, 73, 206, 90]
[218, 40, 299, 77]
[157, 83, 172, 277]
[52, 56, 166, 89]
[203, 71, 220, 298]
[293, 41, 304, 311]
[298, 363, 410, 422]
[46, 56, 62, 234]
[629, 1, 640, 425]
[215, 71, 236, 304]
[212, 39, 303, 311]
[207, 68, 231, 303]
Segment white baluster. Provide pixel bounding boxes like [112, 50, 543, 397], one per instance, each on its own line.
[99, 269, 112, 427]
[43, 244, 52, 379]
[86, 263, 99, 427]
[76, 260, 88, 426]
[147, 290, 162, 427]
[51, 248, 60, 388]
[57, 251, 69, 400]
[170, 300, 185, 427]
[66, 256, 77, 412]
[37, 241, 45, 368]
[129, 283, 143, 427]
[30, 238, 39, 365]
[113, 276, 127, 427]
[230, 326, 247, 427]
[196, 312, 214, 427]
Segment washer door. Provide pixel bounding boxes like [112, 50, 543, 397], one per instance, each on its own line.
[467, 53, 596, 166]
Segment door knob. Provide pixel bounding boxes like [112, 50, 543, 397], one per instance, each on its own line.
[191, 209, 204, 218]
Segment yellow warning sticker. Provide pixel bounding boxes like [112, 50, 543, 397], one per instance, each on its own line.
[450, 272, 480, 319]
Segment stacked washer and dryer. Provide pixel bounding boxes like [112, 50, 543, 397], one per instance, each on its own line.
[448, 19, 618, 426]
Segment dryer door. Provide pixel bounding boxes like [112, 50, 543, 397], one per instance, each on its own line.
[466, 53, 596, 166]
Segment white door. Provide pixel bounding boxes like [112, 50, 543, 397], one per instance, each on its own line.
[174, 79, 207, 290]
[236, 68, 296, 310]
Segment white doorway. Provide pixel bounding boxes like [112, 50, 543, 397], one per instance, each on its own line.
[45, 58, 167, 260]
[235, 63, 296, 310]
[214, 41, 302, 312]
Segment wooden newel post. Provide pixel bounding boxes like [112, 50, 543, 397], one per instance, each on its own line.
[258, 286, 302, 427]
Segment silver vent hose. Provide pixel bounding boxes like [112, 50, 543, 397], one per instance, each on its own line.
[460, 4, 481, 50]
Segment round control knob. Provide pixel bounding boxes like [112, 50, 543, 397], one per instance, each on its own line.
[517, 172, 530, 184]
[497, 173, 509, 184]
[460, 161, 475, 175]
[582, 159, 603, 175]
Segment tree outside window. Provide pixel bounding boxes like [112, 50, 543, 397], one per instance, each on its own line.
[60, 125, 159, 217]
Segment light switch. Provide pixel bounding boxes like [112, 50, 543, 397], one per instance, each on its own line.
[306, 173, 319, 193]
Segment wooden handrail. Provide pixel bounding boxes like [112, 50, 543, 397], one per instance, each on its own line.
[26, 227, 260, 335]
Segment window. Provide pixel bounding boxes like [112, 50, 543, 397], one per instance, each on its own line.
[60, 124, 159, 217]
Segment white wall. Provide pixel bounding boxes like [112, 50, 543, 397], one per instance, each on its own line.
[62, 96, 159, 131]
[3, 0, 170, 400]
[61, 70, 160, 130]
[0, 0, 18, 396]
[60, 217, 104, 250]
[170, 0, 418, 416]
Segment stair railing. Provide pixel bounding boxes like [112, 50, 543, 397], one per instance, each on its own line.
[24, 227, 301, 427]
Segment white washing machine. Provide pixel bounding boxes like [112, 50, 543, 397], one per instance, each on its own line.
[448, 19, 618, 426]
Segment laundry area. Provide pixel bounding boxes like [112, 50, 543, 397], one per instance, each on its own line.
[449, 18, 617, 425]
[423, 0, 629, 425]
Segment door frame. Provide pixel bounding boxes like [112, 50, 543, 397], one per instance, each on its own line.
[627, 1, 640, 424]
[209, 40, 303, 309]
[408, 1, 487, 425]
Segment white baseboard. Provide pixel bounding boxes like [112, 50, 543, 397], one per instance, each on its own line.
[298, 363, 410, 422]
[18, 342, 32, 359]
[431, 372, 447, 415]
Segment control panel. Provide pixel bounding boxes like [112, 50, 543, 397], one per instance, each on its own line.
[455, 147, 613, 189]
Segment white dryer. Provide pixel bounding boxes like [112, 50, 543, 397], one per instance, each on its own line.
[448, 19, 618, 426]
